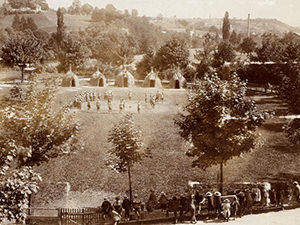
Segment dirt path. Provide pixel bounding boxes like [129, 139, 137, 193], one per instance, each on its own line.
[169, 208, 300, 225]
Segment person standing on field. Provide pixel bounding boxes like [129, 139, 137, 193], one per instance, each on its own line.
[96, 100, 100, 111]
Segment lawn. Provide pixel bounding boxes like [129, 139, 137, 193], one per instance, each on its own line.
[34, 86, 300, 207]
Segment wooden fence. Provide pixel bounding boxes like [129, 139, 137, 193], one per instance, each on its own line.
[58, 208, 104, 225]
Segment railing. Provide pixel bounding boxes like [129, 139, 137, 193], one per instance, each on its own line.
[58, 208, 103, 225]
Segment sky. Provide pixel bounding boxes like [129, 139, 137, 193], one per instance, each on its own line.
[47, 0, 300, 27]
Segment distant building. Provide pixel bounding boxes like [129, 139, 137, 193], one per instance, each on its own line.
[115, 69, 135, 87]
[90, 69, 107, 87]
[143, 69, 162, 88]
[61, 67, 79, 87]
[169, 68, 186, 89]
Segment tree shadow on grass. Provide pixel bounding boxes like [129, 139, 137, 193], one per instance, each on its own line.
[261, 122, 285, 133]
[272, 144, 300, 154]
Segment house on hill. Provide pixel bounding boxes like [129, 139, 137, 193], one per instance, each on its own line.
[90, 69, 107, 87]
[61, 67, 79, 87]
[143, 69, 162, 88]
[115, 69, 135, 87]
[169, 69, 186, 89]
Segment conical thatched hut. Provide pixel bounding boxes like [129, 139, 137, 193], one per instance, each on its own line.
[61, 67, 79, 87]
[169, 69, 186, 89]
[143, 69, 162, 88]
[115, 69, 135, 87]
[90, 70, 107, 87]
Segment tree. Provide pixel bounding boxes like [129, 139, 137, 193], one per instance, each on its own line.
[214, 41, 236, 66]
[105, 4, 116, 12]
[8, 0, 48, 10]
[12, 14, 21, 31]
[222, 11, 230, 41]
[154, 38, 189, 72]
[81, 3, 93, 15]
[0, 80, 81, 222]
[255, 33, 284, 63]
[174, 73, 265, 193]
[240, 37, 257, 58]
[68, 0, 82, 15]
[1, 32, 49, 82]
[136, 50, 155, 78]
[229, 30, 240, 46]
[58, 34, 91, 72]
[56, 8, 65, 48]
[131, 9, 138, 17]
[107, 114, 145, 202]
[194, 33, 217, 79]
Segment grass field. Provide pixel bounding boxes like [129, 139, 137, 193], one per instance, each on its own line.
[30, 85, 300, 207]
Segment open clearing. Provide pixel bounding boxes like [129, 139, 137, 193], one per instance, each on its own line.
[28, 85, 300, 207]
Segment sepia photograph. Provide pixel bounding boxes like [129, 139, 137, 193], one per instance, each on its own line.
[0, 0, 300, 224]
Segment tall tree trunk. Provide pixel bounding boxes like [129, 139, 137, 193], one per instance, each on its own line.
[21, 66, 24, 83]
[220, 162, 223, 194]
[128, 165, 133, 203]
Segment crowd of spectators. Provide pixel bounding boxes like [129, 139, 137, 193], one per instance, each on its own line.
[98, 180, 300, 224]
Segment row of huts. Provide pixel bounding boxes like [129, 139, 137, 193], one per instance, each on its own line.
[61, 68, 186, 89]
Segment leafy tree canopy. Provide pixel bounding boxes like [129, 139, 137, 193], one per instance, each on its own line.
[0, 80, 82, 222]
[175, 73, 265, 169]
[154, 38, 190, 72]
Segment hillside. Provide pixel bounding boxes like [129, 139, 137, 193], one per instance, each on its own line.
[0, 10, 91, 32]
[151, 17, 300, 35]
[35, 86, 300, 205]
[0, 8, 299, 36]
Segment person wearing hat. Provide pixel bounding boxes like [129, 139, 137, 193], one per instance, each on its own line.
[189, 193, 197, 224]
[146, 189, 157, 212]
[122, 195, 131, 221]
[206, 192, 214, 216]
[101, 198, 113, 220]
[214, 191, 222, 217]
[237, 191, 246, 217]
[113, 196, 122, 215]
[245, 188, 253, 214]
[132, 194, 142, 219]
[232, 196, 240, 218]
[293, 181, 300, 202]
[222, 199, 231, 222]
[159, 192, 168, 212]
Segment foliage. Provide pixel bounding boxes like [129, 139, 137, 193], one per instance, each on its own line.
[194, 33, 217, 79]
[214, 41, 236, 66]
[107, 113, 144, 172]
[174, 73, 265, 170]
[0, 80, 81, 222]
[57, 34, 91, 72]
[0, 81, 82, 167]
[0, 167, 41, 222]
[240, 37, 257, 57]
[136, 51, 155, 78]
[56, 8, 65, 47]
[7, 0, 49, 10]
[67, 0, 82, 15]
[254, 33, 284, 63]
[229, 30, 240, 46]
[154, 38, 189, 72]
[277, 63, 300, 145]
[222, 11, 230, 41]
[81, 3, 93, 15]
[12, 15, 38, 32]
[1, 32, 50, 66]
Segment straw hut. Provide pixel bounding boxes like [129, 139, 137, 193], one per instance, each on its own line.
[61, 67, 79, 87]
[143, 69, 162, 88]
[90, 69, 107, 87]
[115, 69, 135, 87]
[169, 69, 186, 89]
